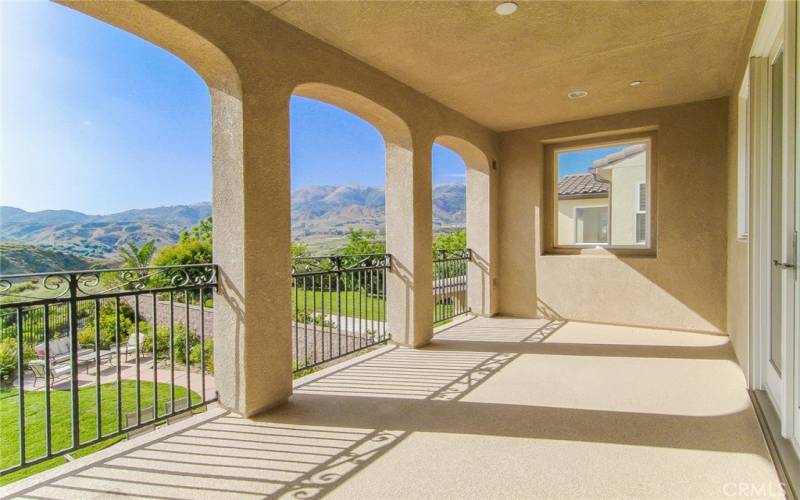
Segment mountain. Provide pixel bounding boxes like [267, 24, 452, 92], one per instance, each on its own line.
[0, 184, 465, 261]
[0, 243, 97, 274]
[291, 184, 465, 241]
[0, 203, 212, 259]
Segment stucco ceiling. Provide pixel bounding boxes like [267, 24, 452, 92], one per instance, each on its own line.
[256, 1, 756, 132]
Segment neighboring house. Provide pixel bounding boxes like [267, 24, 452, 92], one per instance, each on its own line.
[557, 144, 647, 246]
[557, 173, 609, 245]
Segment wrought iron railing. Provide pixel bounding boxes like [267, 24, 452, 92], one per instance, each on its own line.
[291, 254, 391, 372]
[433, 249, 471, 324]
[0, 264, 217, 475]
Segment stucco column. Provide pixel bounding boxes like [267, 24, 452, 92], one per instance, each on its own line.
[466, 164, 498, 316]
[386, 140, 434, 347]
[213, 90, 293, 417]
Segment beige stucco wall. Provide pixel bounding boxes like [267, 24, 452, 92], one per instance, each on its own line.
[56, 0, 766, 407]
[727, 95, 751, 381]
[499, 98, 729, 333]
[63, 0, 499, 416]
[557, 197, 608, 245]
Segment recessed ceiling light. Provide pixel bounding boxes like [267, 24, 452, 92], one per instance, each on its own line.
[567, 90, 589, 99]
[495, 2, 518, 15]
[629, 80, 643, 87]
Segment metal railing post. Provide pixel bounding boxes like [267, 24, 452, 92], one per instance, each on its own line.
[68, 273, 80, 451]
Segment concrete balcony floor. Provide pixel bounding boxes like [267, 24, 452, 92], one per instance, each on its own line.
[1, 317, 783, 499]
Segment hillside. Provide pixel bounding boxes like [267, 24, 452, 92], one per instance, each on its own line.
[0, 243, 98, 274]
[0, 203, 212, 258]
[0, 184, 465, 260]
[291, 184, 465, 243]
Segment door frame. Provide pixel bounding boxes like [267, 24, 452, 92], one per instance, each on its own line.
[790, 0, 800, 451]
[749, 0, 798, 449]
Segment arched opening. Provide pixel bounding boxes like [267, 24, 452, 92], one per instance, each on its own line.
[433, 136, 495, 319]
[289, 83, 412, 371]
[1, 0, 244, 475]
[431, 144, 468, 324]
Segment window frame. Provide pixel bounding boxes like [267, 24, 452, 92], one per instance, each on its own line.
[635, 181, 647, 244]
[573, 205, 610, 245]
[543, 130, 658, 256]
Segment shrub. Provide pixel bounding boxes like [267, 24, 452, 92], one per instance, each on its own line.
[0, 338, 17, 384]
[140, 322, 213, 373]
[190, 339, 213, 374]
[0, 339, 35, 386]
[77, 302, 135, 349]
[294, 311, 333, 328]
[171, 325, 192, 363]
[141, 322, 199, 363]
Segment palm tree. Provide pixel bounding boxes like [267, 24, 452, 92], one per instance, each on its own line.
[118, 240, 157, 269]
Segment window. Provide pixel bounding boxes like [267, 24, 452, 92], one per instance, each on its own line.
[552, 137, 652, 249]
[575, 206, 609, 244]
[635, 182, 646, 243]
[737, 70, 750, 240]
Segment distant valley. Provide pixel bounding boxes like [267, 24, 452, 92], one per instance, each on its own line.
[0, 203, 213, 260]
[0, 184, 465, 273]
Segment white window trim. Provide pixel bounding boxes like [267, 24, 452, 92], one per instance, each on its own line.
[553, 137, 652, 250]
[635, 182, 646, 244]
[573, 205, 609, 245]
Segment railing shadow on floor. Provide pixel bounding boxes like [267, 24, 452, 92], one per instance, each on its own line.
[5, 319, 566, 499]
[293, 319, 566, 402]
[4, 409, 407, 499]
[4, 318, 771, 500]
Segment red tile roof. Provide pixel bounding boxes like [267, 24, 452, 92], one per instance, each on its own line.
[558, 173, 609, 199]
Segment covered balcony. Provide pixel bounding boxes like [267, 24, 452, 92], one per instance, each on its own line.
[2, 317, 781, 498]
[1, 0, 798, 498]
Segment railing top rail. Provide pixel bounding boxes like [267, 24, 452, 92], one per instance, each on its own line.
[1, 264, 217, 307]
[0, 263, 216, 281]
[292, 252, 391, 261]
[434, 248, 472, 260]
[291, 253, 392, 276]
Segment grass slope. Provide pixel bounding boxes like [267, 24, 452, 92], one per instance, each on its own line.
[292, 287, 455, 323]
[0, 381, 200, 485]
[0, 243, 98, 275]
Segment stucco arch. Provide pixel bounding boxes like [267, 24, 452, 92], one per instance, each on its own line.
[434, 135, 491, 174]
[59, 1, 241, 98]
[293, 82, 412, 150]
[291, 82, 431, 346]
[57, 1, 257, 414]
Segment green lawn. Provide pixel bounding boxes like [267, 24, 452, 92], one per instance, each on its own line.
[0, 381, 200, 485]
[292, 287, 386, 321]
[292, 287, 459, 323]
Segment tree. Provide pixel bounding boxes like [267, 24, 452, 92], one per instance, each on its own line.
[151, 218, 213, 303]
[433, 229, 466, 256]
[183, 216, 212, 242]
[153, 237, 212, 266]
[118, 240, 157, 268]
[340, 228, 385, 256]
[153, 217, 212, 267]
[291, 241, 309, 258]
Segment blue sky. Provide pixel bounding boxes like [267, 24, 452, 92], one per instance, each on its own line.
[557, 146, 624, 179]
[1, 1, 465, 215]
